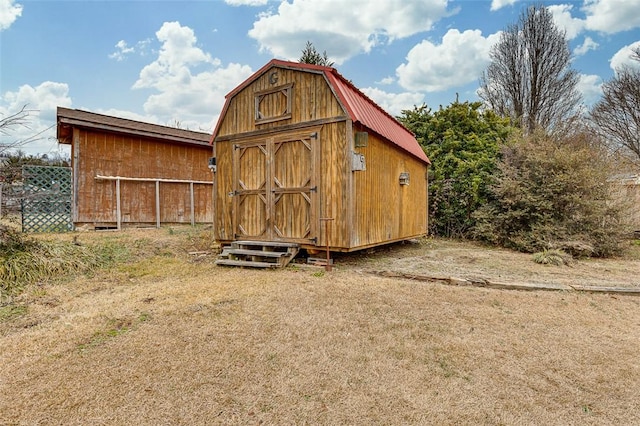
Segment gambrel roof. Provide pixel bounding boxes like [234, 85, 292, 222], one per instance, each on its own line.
[212, 59, 430, 165]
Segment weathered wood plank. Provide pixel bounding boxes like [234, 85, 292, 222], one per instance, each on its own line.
[374, 270, 640, 296]
[73, 126, 213, 227]
[227, 249, 287, 257]
[215, 259, 277, 268]
[214, 116, 346, 142]
[233, 240, 299, 248]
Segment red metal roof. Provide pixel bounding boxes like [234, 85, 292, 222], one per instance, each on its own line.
[212, 59, 430, 165]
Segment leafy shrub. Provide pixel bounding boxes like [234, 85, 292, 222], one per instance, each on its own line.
[399, 101, 512, 237]
[474, 129, 630, 257]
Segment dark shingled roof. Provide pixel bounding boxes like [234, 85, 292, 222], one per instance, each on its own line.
[57, 107, 211, 147]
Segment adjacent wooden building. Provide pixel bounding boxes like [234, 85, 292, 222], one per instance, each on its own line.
[57, 107, 214, 229]
[211, 59, 430, 252]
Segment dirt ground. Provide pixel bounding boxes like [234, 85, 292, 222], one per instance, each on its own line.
[1, 229, 639, 425]
[342, 237, 640, 289]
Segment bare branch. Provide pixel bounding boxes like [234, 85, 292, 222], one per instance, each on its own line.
[0, 105, 37, 135]
[0, 105, 42, 154]
[478, 4, 581, 134]
[591, 67, 640, 162]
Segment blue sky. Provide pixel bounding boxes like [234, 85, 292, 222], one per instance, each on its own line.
[1, 0, 639, 155]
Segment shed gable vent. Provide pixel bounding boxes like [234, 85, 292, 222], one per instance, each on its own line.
[254, 83, 293, 125]
[355, 131, 368, 147]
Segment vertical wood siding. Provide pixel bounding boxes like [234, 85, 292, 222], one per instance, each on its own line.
[351, 130, 428, 247]
[216, 67, 344, 138]
[213, 65, 428, 250]
[74, 128, 213, 226]
[214, 66, 349, 246]
[318, 121, 349, 248]
[214, 141, 234, 240]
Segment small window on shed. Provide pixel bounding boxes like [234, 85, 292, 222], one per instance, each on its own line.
[255, 83, 293, 125]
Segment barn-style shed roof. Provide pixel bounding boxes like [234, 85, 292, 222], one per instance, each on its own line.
[57, 107, 211, 146]
[212, 59, 430, 165]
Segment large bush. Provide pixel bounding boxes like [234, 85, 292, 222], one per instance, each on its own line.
[399, 101, 512, 237]
[473, 129, 630, 257]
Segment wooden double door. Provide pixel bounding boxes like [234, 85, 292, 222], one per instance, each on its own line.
[232, 129, 319, 244]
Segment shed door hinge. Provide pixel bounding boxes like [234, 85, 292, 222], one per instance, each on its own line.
[310, 186, 317, 192]
[310, 132, 318, 139]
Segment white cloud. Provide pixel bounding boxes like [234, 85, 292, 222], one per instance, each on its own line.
[577, 73, 602, 105]
[574, 36, 599, 56]
[361, 87, 424, 117]
[610, 41, 640, 72]
[225, 0, 268, 5]
[2, 82, 72, 122]
[1, 82, 72, 154]
[583, 0, 640, 34]
[133, 21, 253, 131]
[108, 40, 135, 61]
[133, 21, 219, 85]
[376, 76, 395, 85]
[543, 1, 640, 42]
[490, 0, 517, 11]
[396, 29, 501, 92]
[247, 0, 457, 65]
[0, 0, 22, 31]
[548, 4, 585, 40]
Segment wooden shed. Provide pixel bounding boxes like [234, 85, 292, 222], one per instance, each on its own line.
[57, 107, 214, 230]
[211, 59, 430, 252]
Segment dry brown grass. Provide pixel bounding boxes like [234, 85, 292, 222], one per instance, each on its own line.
[1, 229, 639, 425]
[344, 237, 640, 289]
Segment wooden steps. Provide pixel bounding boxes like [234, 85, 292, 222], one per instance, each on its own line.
[215, 241, 300, 268]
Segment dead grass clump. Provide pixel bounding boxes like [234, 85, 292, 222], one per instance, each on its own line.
[1, 224, 216, 299]
[532, 249, 573, 266]
[1, 233, 131, 297]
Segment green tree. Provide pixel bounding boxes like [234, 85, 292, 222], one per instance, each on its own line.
[299, 41, 334, 67]
[473, 128, 629, 257]
[399, 100, 512, 237]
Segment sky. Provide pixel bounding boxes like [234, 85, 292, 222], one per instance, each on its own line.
[1, 0, 639, 156]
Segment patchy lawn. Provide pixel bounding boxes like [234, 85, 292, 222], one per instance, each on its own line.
[342, 237, 640, 289]
[1, 229, 639, 425]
